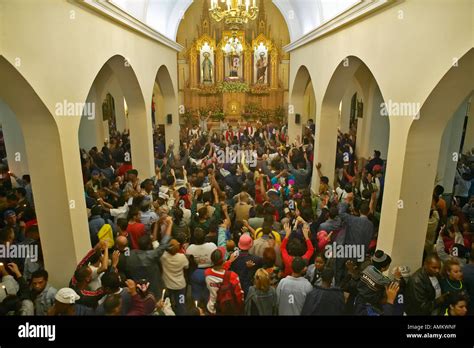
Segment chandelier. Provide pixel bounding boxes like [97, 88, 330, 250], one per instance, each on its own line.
[210, 0, 259, 26]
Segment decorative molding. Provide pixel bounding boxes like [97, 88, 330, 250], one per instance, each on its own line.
[284, 0, 394, 52]
[80, 0, 184, 52]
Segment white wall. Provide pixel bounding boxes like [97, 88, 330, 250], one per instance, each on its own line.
[437, 99, 469, 193]
[357, 81, 389, 159]
[0, 99, 29, 177]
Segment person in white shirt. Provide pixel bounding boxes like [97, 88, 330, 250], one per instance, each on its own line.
[186, 228, 217, 269]
[186, 228, 217, 303]
[276, 257, 313, 316]
[161, 239, 189, 316]
[454, 169, 472, 207]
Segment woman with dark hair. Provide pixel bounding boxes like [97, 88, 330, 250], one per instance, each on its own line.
[281, 222, 314, 277]
[171, 207, 190, 243]
[191, 188, 222, 240]
[443, 292, 468, 316]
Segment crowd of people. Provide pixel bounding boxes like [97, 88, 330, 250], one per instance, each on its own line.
[0, 120, 473, 316]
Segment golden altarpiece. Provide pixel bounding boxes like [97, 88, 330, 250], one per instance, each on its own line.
[179, 0, 289, 126]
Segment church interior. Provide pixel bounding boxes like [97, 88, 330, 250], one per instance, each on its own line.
[0, 0, 473, 325]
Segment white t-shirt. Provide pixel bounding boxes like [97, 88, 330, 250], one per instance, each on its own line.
[161, 252, 189, 290]
[186, 243, 217, 268]
[88, 265, 102, 291]
[182, 208, 192, 226]
[110, 203, 129, 222]
[429, 276, 442, 299]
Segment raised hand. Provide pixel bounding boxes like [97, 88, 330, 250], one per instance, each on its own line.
[284, 222, 292, 237]
[385, 282, 400, 304]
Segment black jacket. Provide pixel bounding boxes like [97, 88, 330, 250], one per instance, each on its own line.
[405, 267, 441, 315]
[301, 286, 345, 315]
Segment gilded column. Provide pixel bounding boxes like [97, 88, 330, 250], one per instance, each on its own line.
[271, 49, 279, 89]
[190, 49, 198, 88]
[245, 50, 252, 84]
[216, 50, 224, 82]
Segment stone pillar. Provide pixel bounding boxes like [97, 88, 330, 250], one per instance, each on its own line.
[128, 101, 155, 178]
[1, 57, 91, 289]
[311, 102, 339, 190]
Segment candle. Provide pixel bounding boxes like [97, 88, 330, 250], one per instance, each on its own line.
[2, 285, 7, 296]
[195, 301, 199, 308]
[161, 288, 166, 301]
[253, 0, 256, 7]
[227, 0, 231, 11]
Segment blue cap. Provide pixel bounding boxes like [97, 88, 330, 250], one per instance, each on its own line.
[3, 210, 16, 219]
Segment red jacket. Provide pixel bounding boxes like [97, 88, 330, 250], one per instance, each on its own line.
[204, 267, 244, 314]
[281, 237, 314, 277]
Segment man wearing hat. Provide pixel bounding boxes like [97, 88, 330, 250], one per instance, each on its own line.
[354, 250, 399, 314]
[230, 234, 262, 295]
[85, 169, 102, 194]
[3, 209, 25, 243]
[47, 288, 94, 316]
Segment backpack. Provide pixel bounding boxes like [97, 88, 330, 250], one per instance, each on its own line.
[215, 271, 242, 315]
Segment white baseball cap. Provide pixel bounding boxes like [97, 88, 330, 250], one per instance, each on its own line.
[55, 288, 80, 304]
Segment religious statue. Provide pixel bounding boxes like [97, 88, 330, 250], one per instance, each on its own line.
[230, 56, 240, 77]
[201, 52, 213, 84]
[256, 51, 268, 84]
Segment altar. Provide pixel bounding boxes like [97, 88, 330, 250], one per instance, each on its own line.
[178, 0, 290, 128]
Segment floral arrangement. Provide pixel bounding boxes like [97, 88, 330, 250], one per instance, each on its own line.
[197, 84, 219, 95]
[273, 106, 286, 123]
[212, 110, 225, 122]
[249, 84, 270, 95]
[218, 81, 249, 93]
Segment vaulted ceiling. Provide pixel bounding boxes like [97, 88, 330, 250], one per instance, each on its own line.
[109, 0, 360, 42]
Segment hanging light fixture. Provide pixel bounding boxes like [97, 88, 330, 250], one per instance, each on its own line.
[210, 0, 259, 27]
